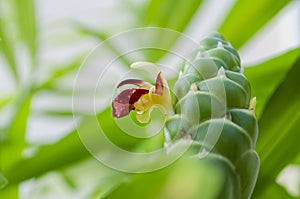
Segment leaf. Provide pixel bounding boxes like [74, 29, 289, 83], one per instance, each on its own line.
[33, 110, 79, 117]
[140, 0, 204, 61]
[4, 107, 161, 185]
[218, 0, 291, 48]
[2, 109, 137, 184]
[13, 0, 37, 60]
[0, 21, 18, 80]
[293, 154, 300, 165]
[255, 115, 300, 198]
[245, 47, 300, 117]
[0, 185, 18, 198]
[0, 172, 7, 189]
[4, 129, 89, 185]
[255, 182, 296, 199]
[103, 156, 224, 199]
[143, 0, 203, 32]
[34, 58, 84, 92]
[74, 24, 132, 67]
[253, 55, 300, 196]
[88, 172, 128, 199]
[1, 93, 32, 170]
[0, 95, 14, 110]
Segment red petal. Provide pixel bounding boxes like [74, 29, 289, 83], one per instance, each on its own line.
[155, 72, 164, 95]
[112, 88, 149, 118]
[117, 79, 149, 88]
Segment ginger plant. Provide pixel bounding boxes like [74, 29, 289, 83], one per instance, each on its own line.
[112, 32, 259, 199]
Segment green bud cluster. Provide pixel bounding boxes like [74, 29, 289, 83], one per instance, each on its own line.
[164, 32, 259, 199]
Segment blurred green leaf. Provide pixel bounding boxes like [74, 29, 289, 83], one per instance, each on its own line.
[74, 24, 132, 67]
[4, 105, 166, 186]
[14, 0, 37, 60]
[0, 21, 18, 80]
[143, 0, 203, 32]
[245, 47, 300, 117]
[103, 157, 224, 199]
[4, 129, 89, 185]
[34, 110, 78, 117]
[0, 95, 14, 110]
[253, 56, 300, 197]
[3, 108, 140, 185]
[61, 172, 77, 189]
[34, 58, 84, 92]
[1, 93, 32, 170]
[0, 185, 18, 198]
[219, 0, 291, 48]
[140, 0, 204, 61]
[88, 173, 129, 199]
[293, 154, 300, 165]
[0, 171, 7, 189]
[142, 0, 172, 27]
[255, 182, 295, 199]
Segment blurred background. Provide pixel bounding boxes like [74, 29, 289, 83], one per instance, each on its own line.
[0, 0, 300, 198]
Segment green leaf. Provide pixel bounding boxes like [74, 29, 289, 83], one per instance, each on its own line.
[34, 58, 84, 92]
[245, 47, 300, 117]
[219, 0, 291, 48]
[4, 125, 90, 185]
[0, 172, 7, 189]
[88, 172, 128, 199]
[1, 93, 32, 170]
[4, 107, 152, 185]
[14, 0, 37, 60]
[255, 182, 296, 199]
[293, 154, 300, 165]
[142, 0, 171, 27]
[140, 0, 204, 61]
[0, 21, 18, 80]
[34, 110, 79, 117]
[0, 185, 18, 198]
[103, 156, 224, 199]
[4, 103, 170, 186]
[0, 95, 14, 110]
[74, 24, 132, 67]
[253, 55, 300, 196]
[143, 0, 203, 32]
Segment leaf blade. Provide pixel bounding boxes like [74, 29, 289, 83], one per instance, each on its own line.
[255, 182, 296, 199]
[218, 0, 291, 48]
[1, 93, 32, 171]
[14, 0, 37, 60]
[140, 0, 204, 61]
[253, 55, 300, 196]
[0, 172, 7, 189]
[0, 21, 18, 80]
[245, 47, 300, 117]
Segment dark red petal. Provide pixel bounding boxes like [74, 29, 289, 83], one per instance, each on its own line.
[112, 88, 149, 118]
[129, 88, 149, 103]
[117, 79, 148, 88]
[112, 101, 134, 118]
[155, 72, 164, 95]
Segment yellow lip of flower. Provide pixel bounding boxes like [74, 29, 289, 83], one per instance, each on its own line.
[112, 62, 173, 123]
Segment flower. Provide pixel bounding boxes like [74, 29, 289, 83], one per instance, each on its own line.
[112, 62, 173, 123]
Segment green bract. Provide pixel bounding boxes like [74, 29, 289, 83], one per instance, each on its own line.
[165, 32, 259, 199]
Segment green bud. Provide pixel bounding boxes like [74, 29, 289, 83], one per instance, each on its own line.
[165, 32, 259, 199]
